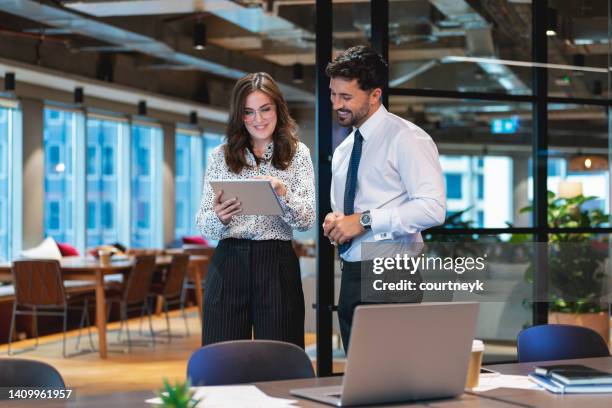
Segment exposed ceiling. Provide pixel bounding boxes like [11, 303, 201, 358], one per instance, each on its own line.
[0, 0, 607, 137]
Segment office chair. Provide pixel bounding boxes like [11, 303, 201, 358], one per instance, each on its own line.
[0, 358, 65, 390]
[105, 255, 157, 352]
[517, 324, 610, 363]
[9, 259, 95, 358]
[187, 340, 315, 386]
[147, 253, 191, 341]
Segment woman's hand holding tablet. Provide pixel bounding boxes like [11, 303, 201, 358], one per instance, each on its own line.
[213, 190, 242, 225]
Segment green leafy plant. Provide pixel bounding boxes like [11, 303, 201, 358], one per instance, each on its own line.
[157, 379, 201, 408]
[520, 191, 610, 313]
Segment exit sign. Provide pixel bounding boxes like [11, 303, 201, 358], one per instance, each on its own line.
[491, 117, 519, 134]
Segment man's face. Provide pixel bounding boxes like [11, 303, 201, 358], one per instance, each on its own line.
[329, 77, 380, 128]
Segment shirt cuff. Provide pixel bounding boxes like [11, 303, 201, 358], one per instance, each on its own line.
[278, 188, 293, 214]
[212, 213, 230, 234]
[371, 208, 394, 241]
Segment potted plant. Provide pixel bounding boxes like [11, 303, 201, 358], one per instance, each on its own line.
[520, 191, 610, 343]
[156, 379, 201, 408]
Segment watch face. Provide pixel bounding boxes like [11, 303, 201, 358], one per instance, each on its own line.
[361, 214, 371, 225]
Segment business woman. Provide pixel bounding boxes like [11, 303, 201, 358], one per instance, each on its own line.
[196, 72, 316, 348]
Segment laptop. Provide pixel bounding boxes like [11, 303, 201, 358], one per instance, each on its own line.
[291, 302, 479, 406]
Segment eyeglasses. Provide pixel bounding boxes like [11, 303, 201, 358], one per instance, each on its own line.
[243, 104, 276, 122]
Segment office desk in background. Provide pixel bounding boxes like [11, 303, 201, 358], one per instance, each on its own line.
[3, 357, 612, 407]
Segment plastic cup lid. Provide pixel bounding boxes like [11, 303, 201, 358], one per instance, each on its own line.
[472, 339, 485, 352]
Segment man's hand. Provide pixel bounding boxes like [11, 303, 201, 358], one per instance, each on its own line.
[323, 212, 343, 238]
[326, 213, 365, 244]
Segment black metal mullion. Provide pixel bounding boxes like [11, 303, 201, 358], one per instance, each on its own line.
[315, 0, 334, 378]
[371, 0, 389, 108]
[532, 0, 549, 326]
[546, 96, 612, 107]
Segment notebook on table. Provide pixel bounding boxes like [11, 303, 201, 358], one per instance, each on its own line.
[529, 364, 612, 393]
[534, 364, 612, 385]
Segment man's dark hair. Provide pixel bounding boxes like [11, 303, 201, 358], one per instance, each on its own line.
[325, 45, 388, 91]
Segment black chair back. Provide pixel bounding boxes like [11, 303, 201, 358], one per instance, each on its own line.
[0, 358, 65, 391]
[187, 340, 315, 386]
[12, 260, 66, 307]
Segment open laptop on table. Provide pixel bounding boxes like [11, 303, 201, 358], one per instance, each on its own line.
[291, 302, 479, 406]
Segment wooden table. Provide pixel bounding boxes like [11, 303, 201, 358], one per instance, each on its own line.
[0, 254, 208, 359]
[4, 357, 612, 407]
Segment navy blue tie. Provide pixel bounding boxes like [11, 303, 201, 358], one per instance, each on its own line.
[339, 129, 363, 255]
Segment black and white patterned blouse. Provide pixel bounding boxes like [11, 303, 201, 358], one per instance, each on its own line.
[196, 141, 316, 241]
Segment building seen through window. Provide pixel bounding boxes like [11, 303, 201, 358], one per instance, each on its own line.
[175, 131, 224, 240]
[131, 123, 163, 248]
[43, 108, 79, 246]
[0, 107, 11, 260]
[86, 117, 123, 247]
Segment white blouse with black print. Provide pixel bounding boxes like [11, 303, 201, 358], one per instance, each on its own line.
[196, 142, 316, 241]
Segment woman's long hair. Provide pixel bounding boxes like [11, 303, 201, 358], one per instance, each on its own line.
[224, 72, 299, 174]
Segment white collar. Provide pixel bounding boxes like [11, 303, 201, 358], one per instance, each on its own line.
[353, 104, 386, 141]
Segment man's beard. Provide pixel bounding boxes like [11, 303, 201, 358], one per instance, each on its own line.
[335, 103, 370, 128]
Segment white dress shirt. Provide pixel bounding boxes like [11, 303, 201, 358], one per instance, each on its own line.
[331, 105, 446, 261]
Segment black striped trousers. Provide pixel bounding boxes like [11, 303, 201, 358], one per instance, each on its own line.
[202, 238, 305, 348]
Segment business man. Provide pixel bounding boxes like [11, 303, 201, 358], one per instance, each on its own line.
[323, 46, 446, 351]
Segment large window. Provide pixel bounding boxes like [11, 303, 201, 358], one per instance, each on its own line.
[44, 108, 85, 248]
[0, 102, 21, 261]
[131, 123, 163, 248]
[175, 131, 224, 239]
[175, 130, 200, 239]
[86, 116, 127, 247]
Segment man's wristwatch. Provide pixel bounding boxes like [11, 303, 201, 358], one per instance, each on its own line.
[359, 210, 372, 230]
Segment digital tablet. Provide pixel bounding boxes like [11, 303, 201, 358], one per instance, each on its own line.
[209, 179, 284, 216]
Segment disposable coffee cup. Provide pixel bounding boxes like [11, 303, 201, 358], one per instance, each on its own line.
[465, 339, 484, 389]
[98, 250, 111, 266]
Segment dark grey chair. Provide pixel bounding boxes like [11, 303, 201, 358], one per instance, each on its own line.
[187, 340, 315, 386]
[0, 358, 65, 392]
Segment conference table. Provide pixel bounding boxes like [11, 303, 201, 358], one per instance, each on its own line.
[3, 357, 612, 407]
[0, 254, 209, 359]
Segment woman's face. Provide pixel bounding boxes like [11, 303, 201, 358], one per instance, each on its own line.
[243, 90, 277, 144]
